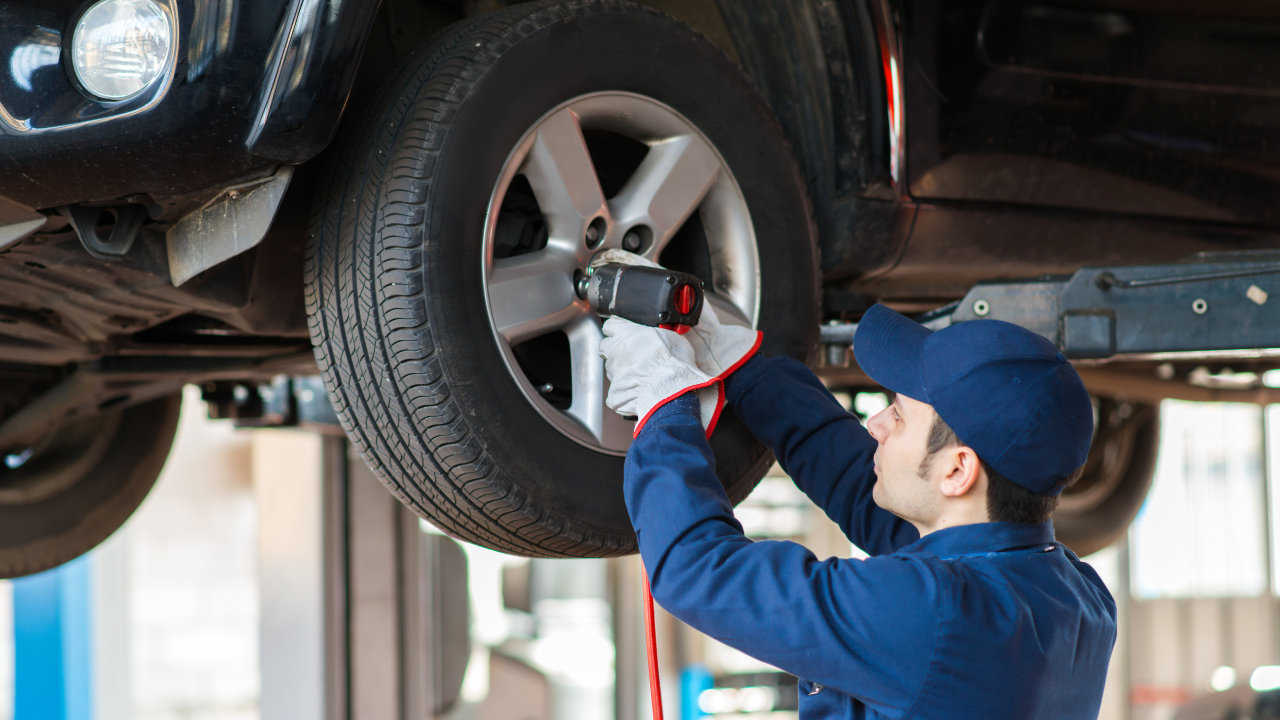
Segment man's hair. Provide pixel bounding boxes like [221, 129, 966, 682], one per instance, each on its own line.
[920, 411, 1085, 524]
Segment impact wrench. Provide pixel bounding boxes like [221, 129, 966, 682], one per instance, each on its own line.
[580, 263, 707, 718]
[580, 262, 705, 335]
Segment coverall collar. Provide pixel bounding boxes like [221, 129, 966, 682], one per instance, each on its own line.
[896, 520, 1056, 558]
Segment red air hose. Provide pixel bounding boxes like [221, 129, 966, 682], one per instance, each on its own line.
[643, 571, 665, 720]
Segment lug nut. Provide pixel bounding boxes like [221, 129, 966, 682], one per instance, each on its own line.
[585, 218, 607, 248]
[623, 231, 642, 252]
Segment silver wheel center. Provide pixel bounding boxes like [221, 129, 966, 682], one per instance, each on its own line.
[482, 92, 759, 454]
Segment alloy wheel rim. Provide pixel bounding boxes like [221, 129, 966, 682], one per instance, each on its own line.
[481, 92, 760, 455]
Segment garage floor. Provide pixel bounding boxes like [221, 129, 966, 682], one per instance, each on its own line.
[6, 389, 1280, 720]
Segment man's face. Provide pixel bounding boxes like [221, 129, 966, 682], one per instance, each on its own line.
[865, 393, 941, 525]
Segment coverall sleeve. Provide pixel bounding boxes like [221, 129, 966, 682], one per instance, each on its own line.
[625, 395, 941, 715]
[723, 354, 919, 556]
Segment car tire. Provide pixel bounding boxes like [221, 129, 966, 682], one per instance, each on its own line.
[1052, 398, 1160, 557]
[305, 0, 819, 557]
[0, 394, 181, 577]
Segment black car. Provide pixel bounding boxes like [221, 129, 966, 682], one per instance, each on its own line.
[0, 0, 1274, 576]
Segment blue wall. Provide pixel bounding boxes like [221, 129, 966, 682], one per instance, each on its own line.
[14, 557, 92, 720]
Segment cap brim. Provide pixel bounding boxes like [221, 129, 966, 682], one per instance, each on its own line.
[853, 304, 933, 402]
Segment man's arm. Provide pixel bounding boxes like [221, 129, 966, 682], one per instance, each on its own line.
[626, 395, 939, 714]
[723, 354, 918, 556]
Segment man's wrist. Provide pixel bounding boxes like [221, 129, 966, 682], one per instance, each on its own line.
[723, 352, 781, 406]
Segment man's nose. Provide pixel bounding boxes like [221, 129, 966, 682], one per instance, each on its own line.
[867, 408, 889, 443]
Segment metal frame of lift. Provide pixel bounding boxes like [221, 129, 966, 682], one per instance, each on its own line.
[819, 251, 1280, 405]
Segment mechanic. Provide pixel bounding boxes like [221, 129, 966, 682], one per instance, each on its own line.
[599, 300, 1118, 719]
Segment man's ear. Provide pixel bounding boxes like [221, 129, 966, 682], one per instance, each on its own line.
[938, 446, 983, 499]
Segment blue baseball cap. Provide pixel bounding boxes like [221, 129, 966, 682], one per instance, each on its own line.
[852, 304, 1093, 496]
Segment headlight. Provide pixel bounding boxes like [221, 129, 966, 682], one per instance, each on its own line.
[71, 0, 173, 101]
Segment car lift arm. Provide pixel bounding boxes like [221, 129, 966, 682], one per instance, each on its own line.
[821, 251, 1280, 402]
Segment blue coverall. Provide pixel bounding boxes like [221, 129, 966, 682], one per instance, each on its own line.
[625, 354, 1118, 719]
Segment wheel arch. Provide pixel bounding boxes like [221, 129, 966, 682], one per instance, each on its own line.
[706, 0, 896, 279]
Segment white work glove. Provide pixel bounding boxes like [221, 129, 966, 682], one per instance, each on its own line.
[683, 296, 762, 379]
[591, 250, 762, 379]
[599, 316, 724, 437]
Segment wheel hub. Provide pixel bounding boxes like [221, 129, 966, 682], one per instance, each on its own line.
[481, 92, 759, 454]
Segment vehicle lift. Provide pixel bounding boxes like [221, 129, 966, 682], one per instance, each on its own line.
[819, 251, 1280, 406]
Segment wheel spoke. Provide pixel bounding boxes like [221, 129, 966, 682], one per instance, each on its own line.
[705, 291, 752, 329]
[609, 133, 721, 258]
[489, 251, 583, 345]
[565, 316, 634, 450]
[522, 107, 608, 244]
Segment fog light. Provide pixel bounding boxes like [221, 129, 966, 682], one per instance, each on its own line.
[71, 0, 173, 101]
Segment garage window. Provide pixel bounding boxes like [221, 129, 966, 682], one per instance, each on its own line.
[1130, 401, 1270, 598]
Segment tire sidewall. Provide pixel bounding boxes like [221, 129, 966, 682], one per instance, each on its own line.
[1052, 406, 1160, 557]
[0, 395, 181, 577]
